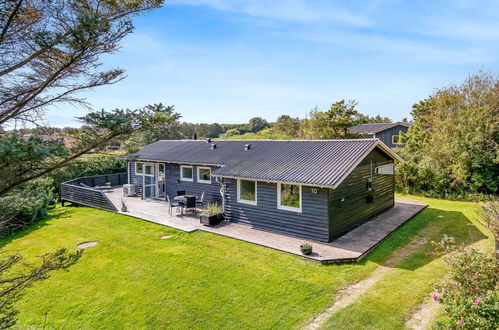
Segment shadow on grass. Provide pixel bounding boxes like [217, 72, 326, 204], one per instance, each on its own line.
[0, 206, 76, 249]
[344, 207, 487, 271]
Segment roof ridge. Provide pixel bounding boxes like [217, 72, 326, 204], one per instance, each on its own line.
[157, 138, 379, 142]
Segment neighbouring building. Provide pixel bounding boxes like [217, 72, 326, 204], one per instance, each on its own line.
[348, 122, 411, 148]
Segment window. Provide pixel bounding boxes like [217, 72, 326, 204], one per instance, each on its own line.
[375, 163, 394, 175]
[180, 165, 193, 182]
[392, 135, 401, 145]
[237, 179, 257, 205]
[197, 167, 211, 184]
[135, 162, 143, 175]
[277, 183, 302, 212]
[143, 164, 154, 176]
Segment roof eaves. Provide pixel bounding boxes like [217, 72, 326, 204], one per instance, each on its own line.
[371, 122, 411, 133]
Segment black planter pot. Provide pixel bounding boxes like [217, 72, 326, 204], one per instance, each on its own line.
[200, 213, 224, 227]
[300, 245, 312, 255]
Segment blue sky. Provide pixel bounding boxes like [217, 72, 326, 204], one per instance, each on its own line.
[47, 0, 499, 126]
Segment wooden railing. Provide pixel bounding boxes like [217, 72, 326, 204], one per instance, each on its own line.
[60, 173, 127, 212]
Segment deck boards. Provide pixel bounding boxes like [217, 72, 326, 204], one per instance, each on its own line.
[103, 187, 427, 263]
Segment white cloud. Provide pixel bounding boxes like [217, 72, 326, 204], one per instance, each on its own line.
[169, 0, 372, 27]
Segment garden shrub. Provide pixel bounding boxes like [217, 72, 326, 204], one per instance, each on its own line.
[395, 72, 499, 200]
[0, 177, 58, 237]
[431, 238, 498, 328]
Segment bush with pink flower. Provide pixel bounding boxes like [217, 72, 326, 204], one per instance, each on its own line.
[431, 240, 498, 328]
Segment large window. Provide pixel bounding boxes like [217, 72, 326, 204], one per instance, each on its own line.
[136, 162, 153, 176]
[197, 167, 212, 184]
[180, 165, 193, 182]
[278, 183, 301, 212]
[392, 135, 401, 145]
[237, 179, 257, 205]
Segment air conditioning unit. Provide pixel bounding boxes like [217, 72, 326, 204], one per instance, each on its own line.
[123, 184, 135, 197]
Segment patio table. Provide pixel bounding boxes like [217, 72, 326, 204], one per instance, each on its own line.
[173, 195, 196, 215]
[174, 195, 196, 202]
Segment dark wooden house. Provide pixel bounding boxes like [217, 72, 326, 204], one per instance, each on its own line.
[124, 139, 403, 242]
[348, 122, 411, 148]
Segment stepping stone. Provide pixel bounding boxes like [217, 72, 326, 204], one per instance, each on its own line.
[160, 235, 173, 239]
[437, 215, 444, 218]
[77, 241, 98, 249]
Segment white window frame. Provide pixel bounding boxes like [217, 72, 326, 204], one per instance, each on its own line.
[135, 162, 144, 175]
[237, 179, 257, 205]
[375, 163, 394, 175]
[143, 163, 154, 177]
[277, 183, 302, 213]
[197, 166, 212, 184]
[392, 134, 401, 145]
[180, 165, 194, 182]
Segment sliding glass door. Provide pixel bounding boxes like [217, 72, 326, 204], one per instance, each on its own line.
[142, 163, 156, 199]
[156, 163, 166, 199]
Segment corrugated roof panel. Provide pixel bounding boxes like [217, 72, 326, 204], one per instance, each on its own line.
[131, 139, 396, 187]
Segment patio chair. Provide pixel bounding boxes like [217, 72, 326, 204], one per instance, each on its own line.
[183, 196, 197, 215]
[176, 190, 186, 196]
[196, 191, 205, 207]
[167, 195, 183, 216]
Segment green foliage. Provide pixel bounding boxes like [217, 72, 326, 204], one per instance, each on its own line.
[0, 0, 164, 125]
[246, 117, 270, 133]
[225, 128, 241, 137]
[0, 248, 81, 328]
[0, 103, 179, 196]
[299, 100, 365, 139]
[272, 115, 301, 137]
[222, 127, 293, 140]
[0, 178, 58, 237]
[396, 72, 499, 198]
[431, 240, 498, 329]
[200, 203, 223, 216]
[363, 114, 392, 123]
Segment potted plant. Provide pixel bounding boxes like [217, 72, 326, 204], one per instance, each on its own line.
[105, 181, 112, 187]
[199, 203, 224, 226]
[300, 242, 313, 255]
[120, 198, 127, 212]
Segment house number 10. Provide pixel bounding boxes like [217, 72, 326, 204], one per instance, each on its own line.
[310, 188, 318, 194]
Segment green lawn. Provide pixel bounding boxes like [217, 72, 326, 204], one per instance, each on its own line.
[1, 196, 493, 329]
[321, 196, 492, 329]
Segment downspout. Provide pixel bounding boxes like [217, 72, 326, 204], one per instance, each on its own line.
[216, 176, 225, 212]
[127, 161, 130, 185]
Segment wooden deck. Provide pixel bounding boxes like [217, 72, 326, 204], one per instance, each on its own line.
[103, 187, 427, 263]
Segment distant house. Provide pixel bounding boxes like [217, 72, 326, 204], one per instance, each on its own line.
[348, 122, 411, 148]
[105, 145, 120, 152]
[122, 139, 403, 242]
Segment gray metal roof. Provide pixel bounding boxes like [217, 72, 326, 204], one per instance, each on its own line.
[129, 139, 402, 188]
[348, 122, 410, 134]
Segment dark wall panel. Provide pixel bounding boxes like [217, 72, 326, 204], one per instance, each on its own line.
[224, 179, 330, 242]
[328, 147, 394, 240]
[376, 125, 409, 148]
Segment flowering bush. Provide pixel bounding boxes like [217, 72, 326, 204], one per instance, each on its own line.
[431, 238, 498, 328]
